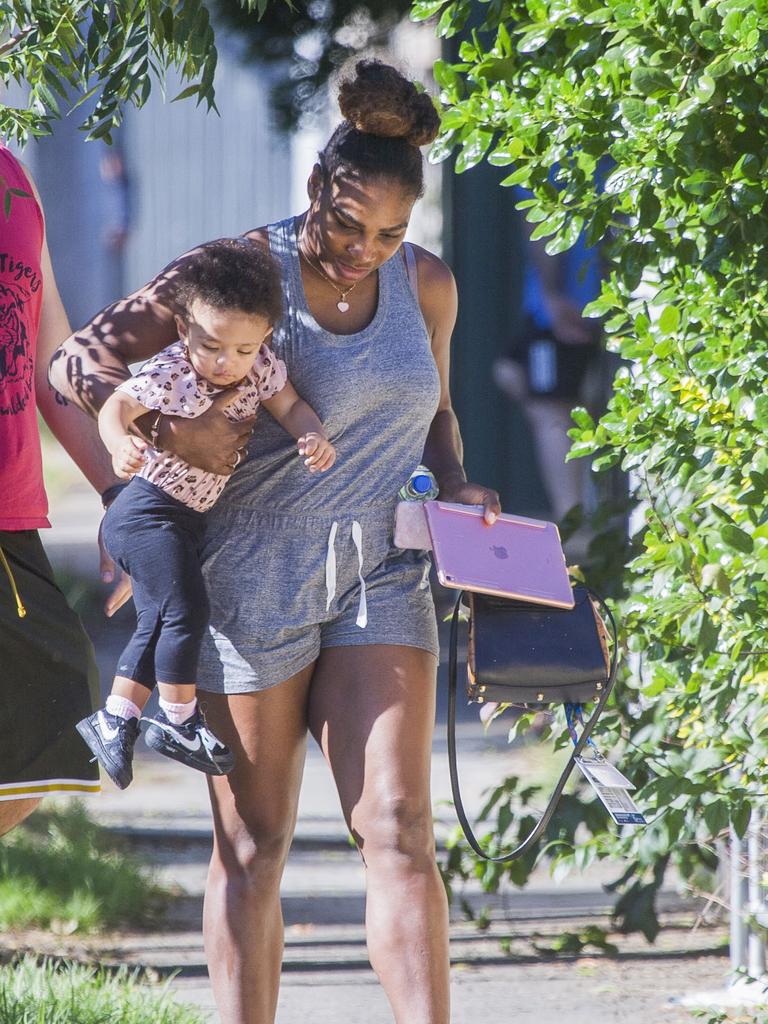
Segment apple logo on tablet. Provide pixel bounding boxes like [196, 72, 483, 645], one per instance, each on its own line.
[491, 545, 509, 560]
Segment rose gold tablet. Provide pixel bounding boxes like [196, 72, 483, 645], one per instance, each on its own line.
[423, 501, 574, 609]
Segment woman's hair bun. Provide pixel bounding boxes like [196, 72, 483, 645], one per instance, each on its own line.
[338, 60, 440, 148]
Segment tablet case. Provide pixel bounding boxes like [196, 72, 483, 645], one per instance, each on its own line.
[423, 501, 574, 609]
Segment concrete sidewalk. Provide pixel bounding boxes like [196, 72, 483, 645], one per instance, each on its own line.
[44, 737, 726, 1024]
[63, 744, 730, 1024]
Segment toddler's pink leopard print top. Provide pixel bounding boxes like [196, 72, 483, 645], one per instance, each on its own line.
[118, 340, 287, 511]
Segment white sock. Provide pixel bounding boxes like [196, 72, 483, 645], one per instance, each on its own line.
[105, 694, 142, 721]
[159, 696, 197, 725]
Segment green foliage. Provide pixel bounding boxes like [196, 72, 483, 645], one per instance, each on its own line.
[692, 1011, 768, 1024]
[532, 923, 619, 956]
[0, 803, 167, 933]
[422, 0, 768, 939]
[0, 957, 206, 1024]
[0, 0, 286, 145]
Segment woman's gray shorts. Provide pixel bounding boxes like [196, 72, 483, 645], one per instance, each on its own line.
[197, 505, 439, 693]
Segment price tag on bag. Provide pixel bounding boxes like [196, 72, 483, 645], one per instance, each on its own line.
[575, 752, 646, 827]
[575, 749, 635, 790]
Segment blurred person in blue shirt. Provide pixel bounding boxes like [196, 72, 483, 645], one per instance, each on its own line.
[495, 190, 605, 527]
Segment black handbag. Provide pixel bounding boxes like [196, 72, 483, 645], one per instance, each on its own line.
[447, 583, 618, 862]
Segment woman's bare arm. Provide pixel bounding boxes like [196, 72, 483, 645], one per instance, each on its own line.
[48, 258, 189, 417]
[413, 244, 501, 523]
[48, 241, 261, 476]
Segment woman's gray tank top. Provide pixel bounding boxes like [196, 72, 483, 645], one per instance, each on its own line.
[215, 216, 441, 522]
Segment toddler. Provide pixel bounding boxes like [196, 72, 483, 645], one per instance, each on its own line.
[77, 240, 335, 788]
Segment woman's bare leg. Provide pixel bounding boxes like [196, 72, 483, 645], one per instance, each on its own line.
[201, 665, 315, 1024]
[308, 644, 449, 1024]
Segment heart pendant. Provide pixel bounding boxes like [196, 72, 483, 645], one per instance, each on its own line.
[337, 300, 350, 313]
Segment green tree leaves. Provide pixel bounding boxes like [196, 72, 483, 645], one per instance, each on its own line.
[658, 306, 680, 334]
[0, 0, 286, 144]
[426, 0, 768, 940]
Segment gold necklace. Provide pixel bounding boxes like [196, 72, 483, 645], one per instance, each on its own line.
[298, 246, 361, 313]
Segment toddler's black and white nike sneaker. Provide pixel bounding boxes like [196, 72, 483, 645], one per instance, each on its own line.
[75, 710, 141, 790]
[143, 708, 235, 775]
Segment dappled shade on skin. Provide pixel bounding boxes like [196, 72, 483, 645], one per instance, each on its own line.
[49, 260, 191, 417]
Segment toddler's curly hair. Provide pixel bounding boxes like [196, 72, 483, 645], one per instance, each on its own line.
[176, 239, 282, 324]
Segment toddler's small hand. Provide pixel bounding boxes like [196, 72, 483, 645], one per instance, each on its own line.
[298, 433, 336, 473]
[112, 435, 147, 479]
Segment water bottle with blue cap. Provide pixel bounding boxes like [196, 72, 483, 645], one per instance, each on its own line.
[399, 464, 439, 502]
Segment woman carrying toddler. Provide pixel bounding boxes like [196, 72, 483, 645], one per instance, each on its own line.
[76, 240, 335, 788]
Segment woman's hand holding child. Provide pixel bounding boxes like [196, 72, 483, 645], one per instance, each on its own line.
[153, 389, 254, 476]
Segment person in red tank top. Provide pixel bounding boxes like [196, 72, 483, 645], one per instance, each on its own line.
[0, 151, 46, 527]
[0, 143, 124, 834]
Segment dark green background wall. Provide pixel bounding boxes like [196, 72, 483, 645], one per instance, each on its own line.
[443, 161, 550, 519]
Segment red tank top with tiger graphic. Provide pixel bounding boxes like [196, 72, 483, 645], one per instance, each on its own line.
[0, 142, 48, 529]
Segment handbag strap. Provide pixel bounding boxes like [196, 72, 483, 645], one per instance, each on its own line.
[447, 588, 619, 863]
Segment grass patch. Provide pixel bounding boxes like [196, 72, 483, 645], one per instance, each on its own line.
[0, 803, 167, 933]
[0, 957, 205, 1024]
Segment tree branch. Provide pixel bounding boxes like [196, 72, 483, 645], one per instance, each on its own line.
[0, 25, 35, 58]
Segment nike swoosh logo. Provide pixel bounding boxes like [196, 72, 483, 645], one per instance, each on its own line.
[148, 719, 201, 752]
[98, 712, 120, 741]
[200, 729, 222, 754]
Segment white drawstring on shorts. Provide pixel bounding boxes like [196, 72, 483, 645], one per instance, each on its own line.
[351, 520, 367, 628]
[325, 521, 339, 611]
[325, 520, 367, 629]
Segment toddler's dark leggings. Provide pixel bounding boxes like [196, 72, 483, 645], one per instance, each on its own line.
[102, 476, 209, 688]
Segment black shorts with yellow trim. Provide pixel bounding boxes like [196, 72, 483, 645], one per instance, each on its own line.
[0, 529, 100, 801]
